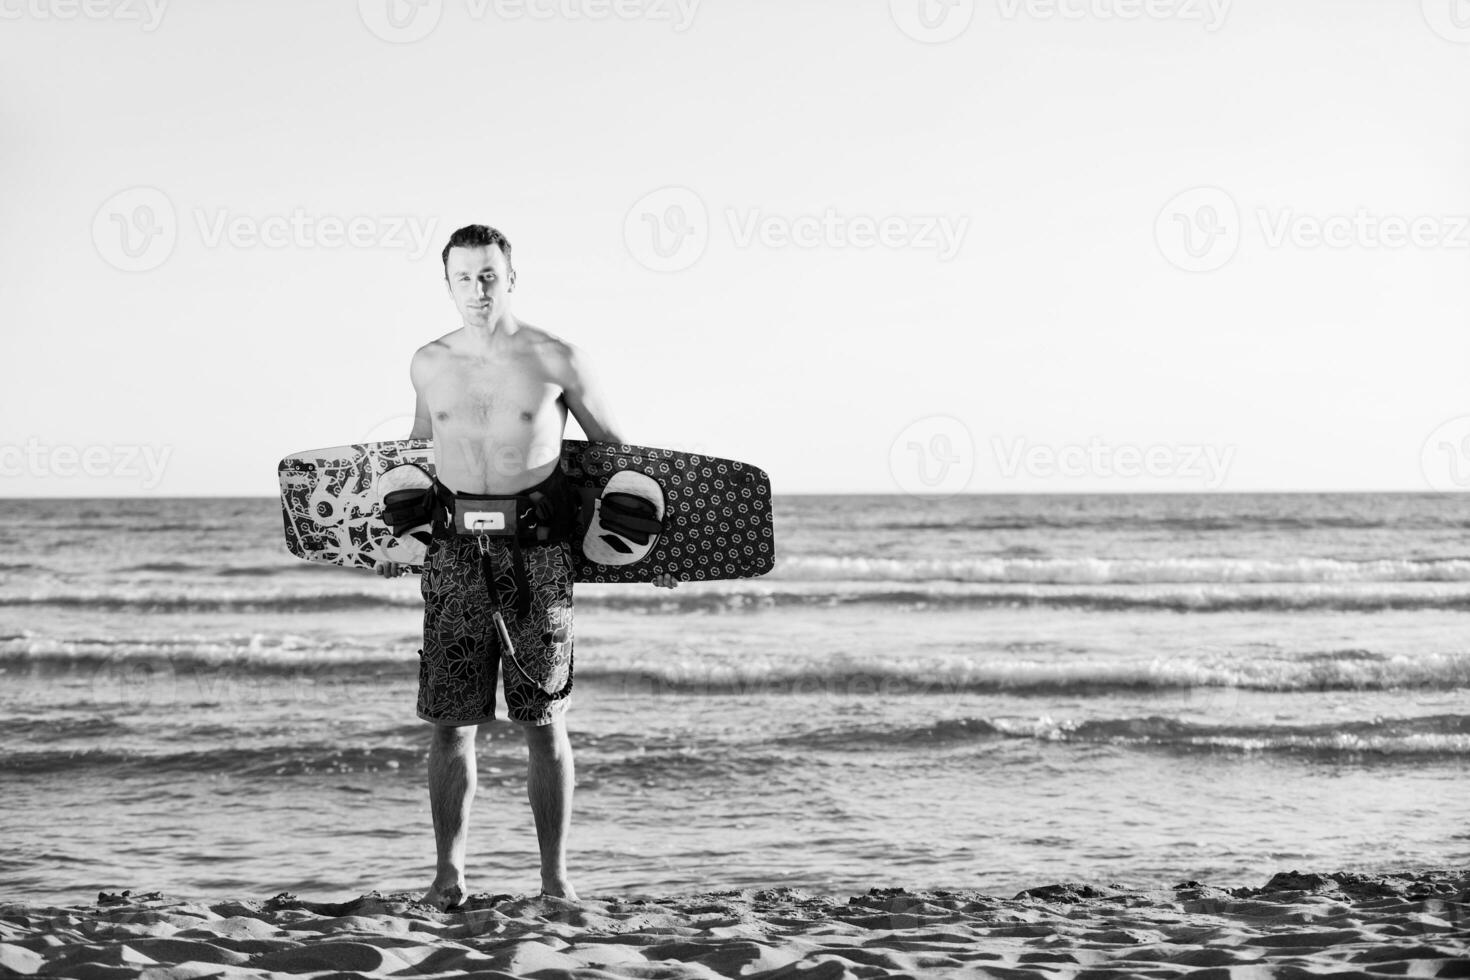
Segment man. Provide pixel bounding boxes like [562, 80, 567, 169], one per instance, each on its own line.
[377, 224, 676, 909]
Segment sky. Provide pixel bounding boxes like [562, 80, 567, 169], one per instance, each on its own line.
[1, 0, 1468, 496]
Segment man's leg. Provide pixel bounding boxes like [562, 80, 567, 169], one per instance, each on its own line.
[523, 717, 577, 900]
[424, 722, 478, 910]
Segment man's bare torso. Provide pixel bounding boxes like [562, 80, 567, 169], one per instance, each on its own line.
[414, 322, 570, 495]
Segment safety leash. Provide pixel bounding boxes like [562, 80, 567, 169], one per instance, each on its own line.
[473, 533, 531, 682]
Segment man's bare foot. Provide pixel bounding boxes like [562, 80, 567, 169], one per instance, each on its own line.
[539, 877, 579, 901]
[422, 877, 467, 912]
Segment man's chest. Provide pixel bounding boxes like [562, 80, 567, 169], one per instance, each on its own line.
[425, 356, 562, 426]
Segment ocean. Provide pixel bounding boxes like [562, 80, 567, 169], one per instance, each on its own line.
[1, 492, 1466, 905]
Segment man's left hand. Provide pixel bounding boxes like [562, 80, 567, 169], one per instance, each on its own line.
[653, 573, 680, 590]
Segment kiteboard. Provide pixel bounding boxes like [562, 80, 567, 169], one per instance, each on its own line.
[277, 440, 774, 583]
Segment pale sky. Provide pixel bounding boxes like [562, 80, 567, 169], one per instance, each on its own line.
[2, 0, 1467, 495]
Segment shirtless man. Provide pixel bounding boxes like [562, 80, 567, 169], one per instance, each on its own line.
[377, 224, 675, 908]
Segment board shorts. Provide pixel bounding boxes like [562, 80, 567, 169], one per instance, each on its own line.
[417, 534, 575, 727]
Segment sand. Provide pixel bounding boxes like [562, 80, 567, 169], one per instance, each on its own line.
[0, 870, 1465, 979]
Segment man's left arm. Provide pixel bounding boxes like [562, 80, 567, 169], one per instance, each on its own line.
[560, 343, 626, 446]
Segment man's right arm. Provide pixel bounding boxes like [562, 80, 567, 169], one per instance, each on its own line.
[379, 349, 432, 578]
[408, 348, 433, 440]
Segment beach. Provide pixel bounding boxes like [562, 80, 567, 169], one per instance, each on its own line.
[2, 870, 1466, 978]
[2, 491, 1468, 975]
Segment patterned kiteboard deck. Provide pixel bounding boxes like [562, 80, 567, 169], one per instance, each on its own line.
[278, 439, 775, 583]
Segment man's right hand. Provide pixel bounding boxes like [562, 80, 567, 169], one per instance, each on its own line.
[376, 561, 407, 578]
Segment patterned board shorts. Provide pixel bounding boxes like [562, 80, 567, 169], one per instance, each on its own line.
[417, 534, 575, 727]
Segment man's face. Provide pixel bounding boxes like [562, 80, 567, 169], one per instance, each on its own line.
[445, 244, 513, 325]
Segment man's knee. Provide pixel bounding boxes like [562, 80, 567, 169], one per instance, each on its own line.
[430, 722, 480, 748]
[522, 718, 569, 755]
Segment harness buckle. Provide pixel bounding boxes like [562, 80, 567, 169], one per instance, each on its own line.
[451, 497, 519, 539]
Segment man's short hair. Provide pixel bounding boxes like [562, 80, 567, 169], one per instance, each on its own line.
[441, 224, 514, 281]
